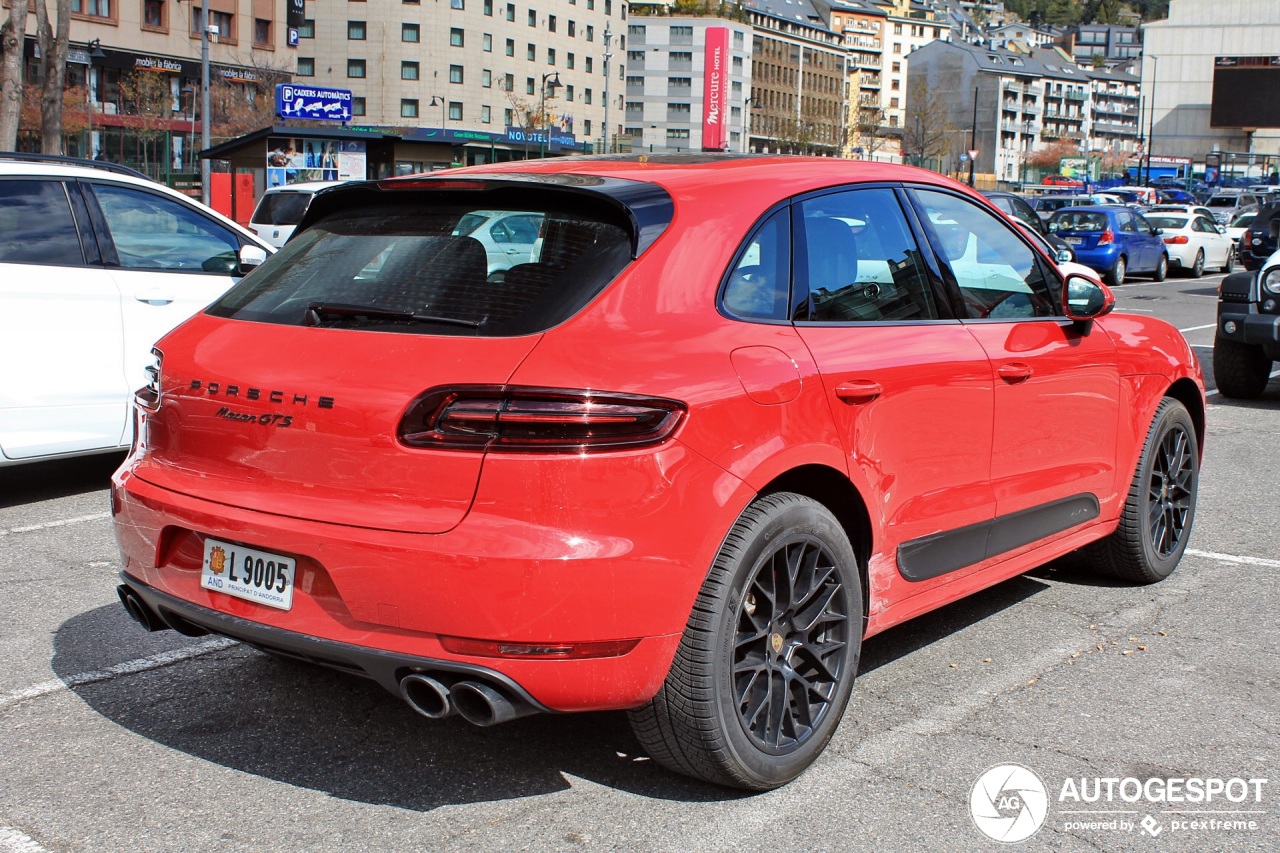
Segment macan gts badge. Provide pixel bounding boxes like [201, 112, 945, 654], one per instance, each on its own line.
[112, 156, 1204, 790]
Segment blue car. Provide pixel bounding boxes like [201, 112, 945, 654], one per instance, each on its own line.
[1046, 206, 1169, 285]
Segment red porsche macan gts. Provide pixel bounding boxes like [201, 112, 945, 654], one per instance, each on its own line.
[112, 155, 1204, 790]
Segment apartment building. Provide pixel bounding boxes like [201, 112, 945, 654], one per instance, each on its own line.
[298, 0, 624, 163]
[621, 16, 753, 154]
[16, 0, 292, 168]
[829, 0, 888, 158]
[876, 0, 950, 133]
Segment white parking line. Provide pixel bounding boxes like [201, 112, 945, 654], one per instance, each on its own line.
[0, 512, 111, 538]
[1206, 368, 1280, 399]
[1186, 549, 1280, 569]
[0, 637, 237, 715]
[1179, 323, 1217, 333]
[0, 826, 48, 853]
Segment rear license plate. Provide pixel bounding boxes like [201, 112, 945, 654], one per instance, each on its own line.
[1064, 236, 1083, 245]
[201, 538, 296, 611]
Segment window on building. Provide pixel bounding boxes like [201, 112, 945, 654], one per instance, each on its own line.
[450, 27, 464, 46]
[449, 102, 463, 121]
[526, 77, 535, 94]
[667, 128, 690, 139]
[481, 105, 492, 123]
[506, 3, 515, 21]
[548, 48, 556, 65]
[584, 88, 592, 104]
[625, 101, 643, 112]
[628, 25, 644, 36]
[402, 99, 419, 118]
[299, 19, 314, 38]
[890, 97, 899, 108]
[253, 18, 271, 45]
[628, 50, 644, 63]
[549, 14, 557, 32]
[671, 26, 692, 37]
[505, 108, 514, 125]
[732, 56, 743, 72]
[484, 0, 492, 13]
[668, 77, 692, 89]
[504, 72, 514, 91]
[403, 23, 420, 42]
[584, 119, 591, 135]
[192, 10, 234, 42]
[296, 57, 315, 76]
[894, 22, 902, 34]
[527, 44, 536, 61]
[403, 61, 420, 80]
[669, 103, 691, 115]
[348, 59, 366, 78]
[671, 51, 692, 62]
[483, 33, 492, 51]
[565, 84, 575, 101]
[585, 57, 592, 73]
[567, 52, 574, 69]
[506, 38, 515, 56]
[352, 97, 366, 116]
[587, 24, 594, 41]
[452, 0, 464, 7]
[626, 75, 643, 87]
[450, 65, 464, 83]
[482, 69, 492, 88]
[143, 0, 165, 29]
[348, 21, 366, 40]
[568, 20, 575, 37]
[528, 9, 536, 26]
[72, 0, 111, 19]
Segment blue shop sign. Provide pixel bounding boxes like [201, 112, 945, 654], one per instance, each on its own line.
[275, 84, 353, 122]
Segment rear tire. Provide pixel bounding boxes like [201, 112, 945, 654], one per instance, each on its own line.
[1152, 253, 1168, 281]
[1222, 247, 1236, 273]
[1082, 398, 1198, 584]
[628, 493, 862, 790]
[1189, 250, 1204, 278]
[1107, 256, 1127, 286]
[1213, 336, 1273, 399]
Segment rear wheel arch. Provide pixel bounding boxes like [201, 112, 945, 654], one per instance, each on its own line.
[756, 464, 873, 624]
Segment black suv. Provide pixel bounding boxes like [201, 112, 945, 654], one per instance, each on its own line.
[1214, 249, 1280, 398]
[1238, 202, 1280, 271]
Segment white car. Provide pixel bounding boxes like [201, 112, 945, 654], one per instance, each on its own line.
[248, 180, 351, 248]
[1225, 210, 1258, 247]
[1144, 211, 1236, 277]
[0, 154, 273, 466]
[452, 209, 545, 276]
[1148, 204, 1217, 222]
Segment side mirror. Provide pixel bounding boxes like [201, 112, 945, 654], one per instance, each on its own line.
[1056, 247, 1073, 264]
[1063, 273, 1114, 322]
[238, 244, 269, 275]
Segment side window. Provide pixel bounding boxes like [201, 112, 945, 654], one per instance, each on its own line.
[722, 208, 790, 321]
[1133, 213, 1155, 234]
[913, 189, 1057, 321]
[1005, 197, 1044, 232]
[91, 184, 240, 273]
[0, 180, 85, 265]
[1117, 211, 1137, 233]
[796, 188, 938, 322]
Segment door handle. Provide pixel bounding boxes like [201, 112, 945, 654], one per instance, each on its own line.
[997, 362, 1033, 383]
[135, 296, 174, 306]
[834, 380, 883, 404]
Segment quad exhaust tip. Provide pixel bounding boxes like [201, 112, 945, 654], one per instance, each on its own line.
[116, 585, 168, 633]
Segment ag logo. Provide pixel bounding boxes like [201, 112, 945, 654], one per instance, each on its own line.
[208, 546, 227, 575]
[970, 764, 1049, 843]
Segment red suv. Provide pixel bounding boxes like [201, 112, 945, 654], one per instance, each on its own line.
[113, 156, 1204, 790]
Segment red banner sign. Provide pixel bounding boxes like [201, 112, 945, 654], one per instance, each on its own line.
[702, 27, 729, 152]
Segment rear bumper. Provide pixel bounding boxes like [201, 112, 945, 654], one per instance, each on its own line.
[111, 444, 742, 711]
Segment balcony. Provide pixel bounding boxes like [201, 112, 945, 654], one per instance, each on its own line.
[1065, 89, 1087, 101]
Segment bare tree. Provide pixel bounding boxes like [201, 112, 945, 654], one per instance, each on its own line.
[902, 79, 957, 170]
[0, 0, 31, 150]
[118, 70, 173, 173]
[34, 0, 71, 154]
[855, 106, 889, 160]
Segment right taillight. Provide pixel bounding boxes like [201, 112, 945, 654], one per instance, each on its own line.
[399, 386, 687, 453]
[1164, 235, 1189, 244]
[1098, 229, 1115, 245]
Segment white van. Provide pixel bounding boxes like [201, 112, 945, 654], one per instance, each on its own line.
[248, 180, 351, 248]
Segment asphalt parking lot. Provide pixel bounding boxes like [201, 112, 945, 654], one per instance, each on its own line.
[2, 270, 1277, 852]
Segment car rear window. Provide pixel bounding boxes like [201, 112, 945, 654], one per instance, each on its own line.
[209, 192, 633, 337]
[1147, 216, 1187, 230]
[1206, 196, 1237, 208]
[1048, 211, 1109, 233]
[251, 191, 312, 226]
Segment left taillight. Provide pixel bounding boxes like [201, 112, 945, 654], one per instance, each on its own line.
[135, 348, 162, 411]
[399, 386, 686, 453]
[1164, 235, 1189, 244]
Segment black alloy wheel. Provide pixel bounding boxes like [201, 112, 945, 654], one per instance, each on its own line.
[733, 535, 850, 753]
[1146, 419, 1195, 559]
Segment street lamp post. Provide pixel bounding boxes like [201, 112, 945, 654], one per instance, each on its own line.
[84, 39, 105, 159]
[741, 99, 761, 154]
[429, 95, 447, 130]
[539, 72, 561, 158]
[181, 85, 196, 172]
[200, 0, 211, 205]
[602, 25, 613, 154]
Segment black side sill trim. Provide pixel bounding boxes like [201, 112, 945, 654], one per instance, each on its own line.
[898, 493, 1100, 582]
[120, 574, 552, 712]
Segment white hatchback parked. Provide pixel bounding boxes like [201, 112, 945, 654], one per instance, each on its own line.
[0, 154, 273, 466]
